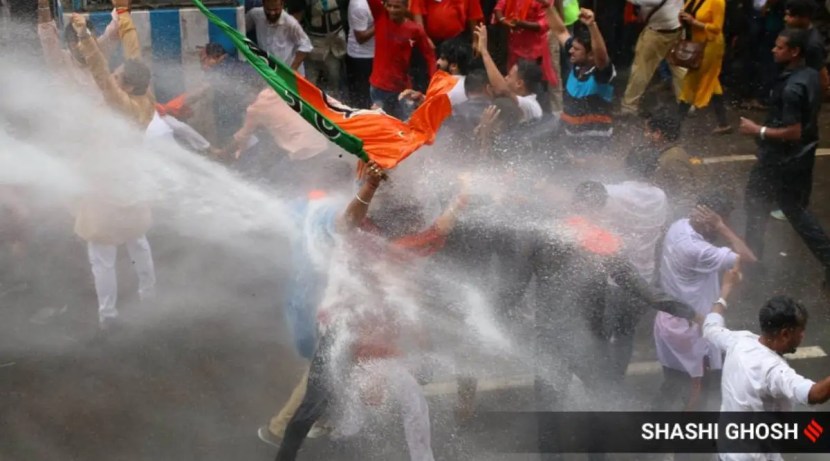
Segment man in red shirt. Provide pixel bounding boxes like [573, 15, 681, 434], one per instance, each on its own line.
[368, 0, 437, 119]
[411, 0, 483, 46]
[493, 0, 549, 74]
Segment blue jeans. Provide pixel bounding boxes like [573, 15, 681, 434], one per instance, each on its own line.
[370, 85, 409, 120]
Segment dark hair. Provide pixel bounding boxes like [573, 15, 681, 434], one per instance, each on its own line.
[785, 0, 817, 18]
[779, 27, 811, 58]
[204, 42, 227, 58]
[438, 38, 472, 75]
[759, 295, 809, 335]
[572, 23, 593, 53]
[624, 146, 662, 179]
[464, 68, 489, 96]
[646, 109, 681, 142]
[696, 191, 734, 217]
[123, 59, 152, 95]
[516, 59, 551, 114]
[573, 181, 608, 210]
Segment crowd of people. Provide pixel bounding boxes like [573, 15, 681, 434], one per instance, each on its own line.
[4, 0, 830, 460]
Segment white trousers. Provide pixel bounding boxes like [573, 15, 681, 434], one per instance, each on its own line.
[87, 236, 156, 323]
[336, 359, 434, 461]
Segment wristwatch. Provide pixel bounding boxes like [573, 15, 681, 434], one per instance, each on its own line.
[715, 297, 728, 310]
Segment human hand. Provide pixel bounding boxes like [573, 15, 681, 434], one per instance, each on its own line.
[679, 12, 692, 23]
[578, 8, 595, 26]
[481, 104, 501, 127]
[398, 89, 425, 103]
[691, 204, 726, 233]
[739, 117, 761, 136]
[70, 14, 88, 35]
[722, 259, 743, 293]
[364, 160, 387, 188]
[474, 24, 489, 53]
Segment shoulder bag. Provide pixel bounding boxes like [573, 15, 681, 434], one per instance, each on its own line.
[666, 0, 707, 70]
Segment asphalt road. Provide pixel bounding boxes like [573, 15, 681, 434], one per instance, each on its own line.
[2, 104, 830, 461]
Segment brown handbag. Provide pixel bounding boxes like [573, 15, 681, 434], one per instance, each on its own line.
[666, 0, 707, 70]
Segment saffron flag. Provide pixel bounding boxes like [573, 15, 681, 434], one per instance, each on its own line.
[191, 0, 461, 169]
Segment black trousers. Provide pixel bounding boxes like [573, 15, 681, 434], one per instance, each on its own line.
[744, 159, 830, 272]
[275, 331, 335, 461]
[345, 55, 373, 109]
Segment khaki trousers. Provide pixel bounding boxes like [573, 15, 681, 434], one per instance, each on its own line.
[547, 34, 563, 113]
[621, 27, 686, 113]
[268, 368, 309, 437]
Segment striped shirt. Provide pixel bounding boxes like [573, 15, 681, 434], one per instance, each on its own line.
[561, 38, 616, 138]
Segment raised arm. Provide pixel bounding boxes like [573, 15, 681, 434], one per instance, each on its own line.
[544, 0, 571, 46]
[73, 15, 140, 118]
[694, 205, 758, 263]
[578, 8, 609, 69]
[337, 160, 386, 233]
[475, 24, 514, 99]
[112, 0, 142, 60]
[36, 0, 70, 76]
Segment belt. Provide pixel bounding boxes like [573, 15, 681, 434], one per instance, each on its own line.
[651, 27, 681, 34]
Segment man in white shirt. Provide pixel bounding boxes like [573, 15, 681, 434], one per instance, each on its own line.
[602, 147, 671, 382]
[654, 194, 757, 410]
[346, 0, 374, 107]
[704, 273, 830, 461]
[246, 0, 314, 76]
[620, 0, 686, 115]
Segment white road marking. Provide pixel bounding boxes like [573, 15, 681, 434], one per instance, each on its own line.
[421, 346, 827, 397]
[702, 148, 830, 164]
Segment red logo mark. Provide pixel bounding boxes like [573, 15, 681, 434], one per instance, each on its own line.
[804, 419, 823, 443]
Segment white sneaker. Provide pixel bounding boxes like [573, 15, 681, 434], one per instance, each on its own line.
[770, 209, 787, 221]
[307, 424, 329, 439]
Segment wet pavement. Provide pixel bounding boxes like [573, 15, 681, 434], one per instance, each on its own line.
[2, 103, 830, 461]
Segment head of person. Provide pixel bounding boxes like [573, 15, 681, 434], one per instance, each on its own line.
[113, 59, 152, 96]
[784, 0, 816, 29]
[759, 295, 809, 354]
[200, 43, 228, 70]
[572, 181, 608, 216]
[437, 38, 472, 76]
[569, 26, 594, 66]
[464, 68, 493, 100]
[645, 109, 681, 145]
[773, 27, 810, 67]
[263, 0, 284, 23]
[624, 145, 662, 181]
[384, 0, 408, 23]
[63, 18, 95, 66]
[690, 191, 734, 240]
[506, 60, 542, 97]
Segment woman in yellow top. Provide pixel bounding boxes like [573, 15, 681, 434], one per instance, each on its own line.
[677, 0, 731, 134]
